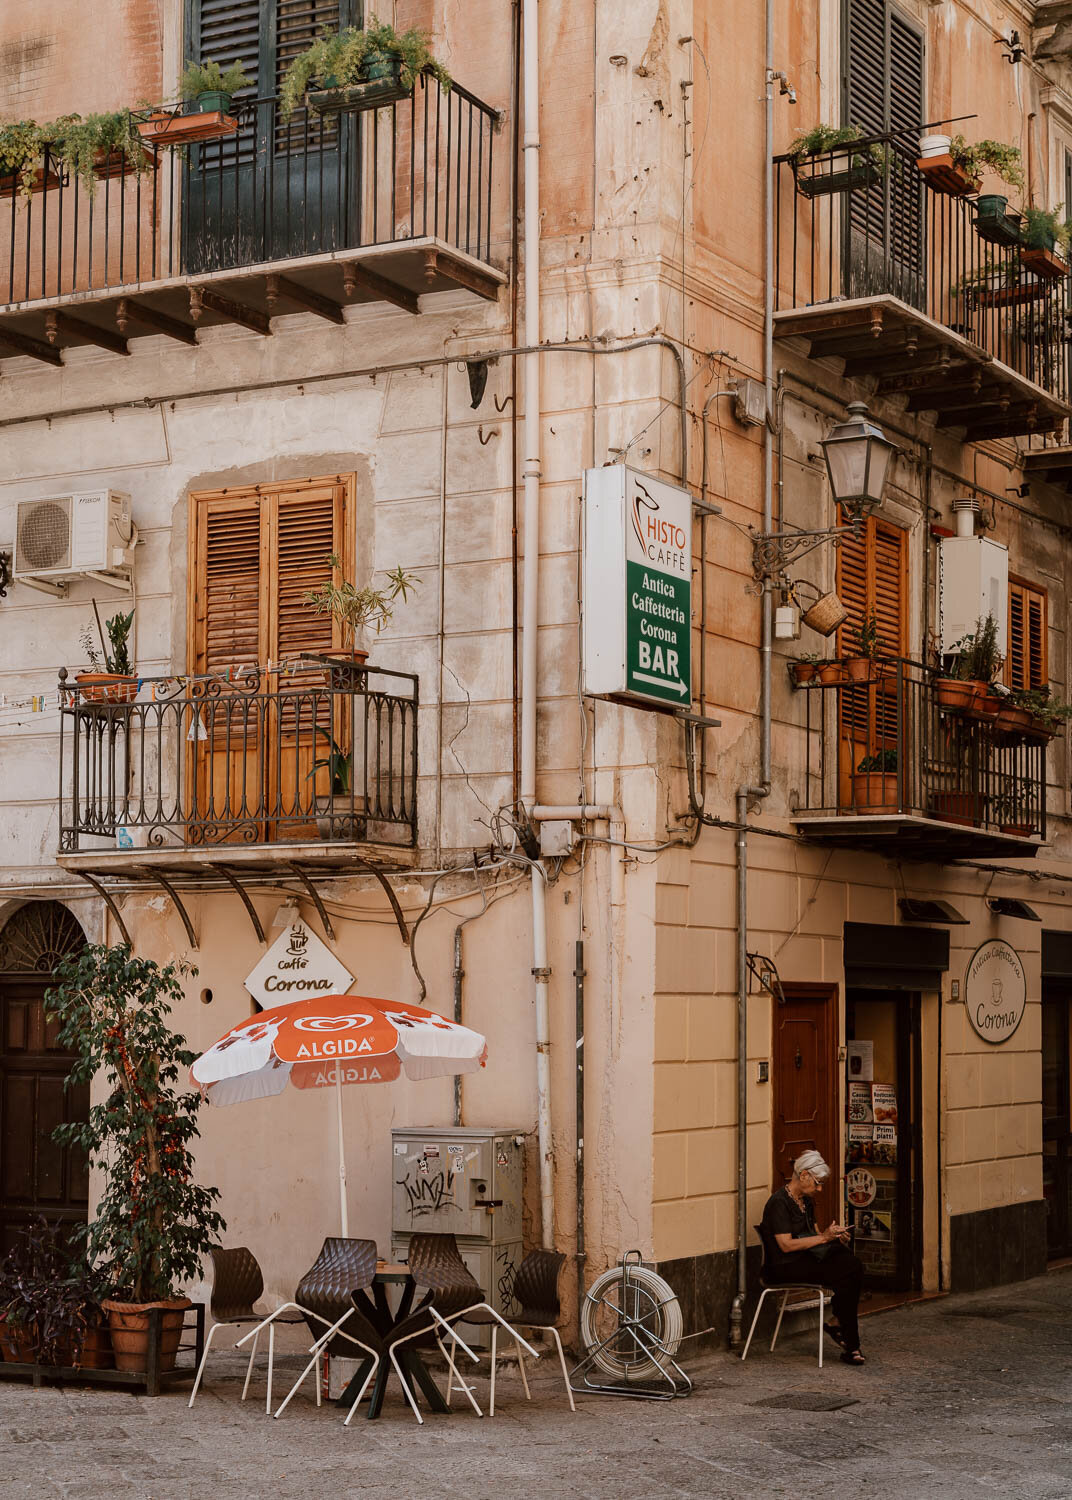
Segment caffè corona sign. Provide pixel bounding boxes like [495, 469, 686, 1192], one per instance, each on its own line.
[964, 939, 1027, 1045]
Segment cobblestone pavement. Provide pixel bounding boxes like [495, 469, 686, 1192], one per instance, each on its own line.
[2, 1267, 1071, 1500]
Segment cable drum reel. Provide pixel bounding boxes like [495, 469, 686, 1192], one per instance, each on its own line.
[572, 1251, 691, 1399]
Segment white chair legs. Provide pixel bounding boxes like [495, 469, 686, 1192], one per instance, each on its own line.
[190, 1316, 285, 1411]
[273, 1310, 379, 1419]
[486, 1320, 574, 1415]
[741, 1285, 827, 1368]
[188, 1320, 222, 1407]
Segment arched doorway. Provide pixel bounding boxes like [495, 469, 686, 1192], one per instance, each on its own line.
[0, 902, 89, 1253]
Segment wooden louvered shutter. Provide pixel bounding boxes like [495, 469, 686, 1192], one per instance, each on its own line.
[191, 0, 261, 166]
[194, 496, 266, 676]
[837, 515, 907, 746]
[1005, 582, 1047, 692]
[275, 487, 340, 660]
[275, 0, 344, 153]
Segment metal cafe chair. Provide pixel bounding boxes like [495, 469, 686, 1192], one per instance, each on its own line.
[489, 1248, 576, 1413]
[740, 1224, 832, 1369]
[407, 1232, 541, 1417]
[189, 1246, 306, 1412]
[273, 1237, 382, 1418]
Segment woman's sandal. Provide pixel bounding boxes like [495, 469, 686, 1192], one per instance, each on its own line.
[840, 1349, 866, 1366]
[825, 1324, 849, 1351]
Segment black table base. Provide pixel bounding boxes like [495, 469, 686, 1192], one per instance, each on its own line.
[335, 1278, 451, 1420]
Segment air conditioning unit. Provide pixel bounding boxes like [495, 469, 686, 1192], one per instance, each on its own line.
[14, 491, 134, 594]
[938, 535, 1009, 657]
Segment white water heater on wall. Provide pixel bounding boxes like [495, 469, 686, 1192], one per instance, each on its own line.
[938, 534, 1008, 657]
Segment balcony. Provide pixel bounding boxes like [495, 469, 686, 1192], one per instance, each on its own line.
[54, 659, 419, 942]
[774, 135, 1072, 441]
[794, 659, 1046, 859]
[0, 80, 502, 369]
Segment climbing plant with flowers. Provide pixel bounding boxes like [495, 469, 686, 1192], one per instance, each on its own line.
[46, 944, 224, 1304]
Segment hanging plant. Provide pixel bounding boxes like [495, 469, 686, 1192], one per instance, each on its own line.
[47, 111, 151, 196]
[280, 18, 452, 122]
[0, 120, 48, 200]
[949, 136, 1025, 192]
[178, 58, 252, 113]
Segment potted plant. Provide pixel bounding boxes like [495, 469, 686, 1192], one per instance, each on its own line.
[48, 110, 154, 191]
[1011, 686, 1072, 741]
[790, 652, 821, 686]
[1020, 206, 1072, 279]
[916, 132, 982, 196]
[178, 58, 251, 116]
[303, 553, 419, 666]
[990, 791, 1036, 838]
[0, 1218, 113, 1369]
[45, 944, 225, 1375]
[75, 603, 136, 705]
[933, 615, 1001, 713]
[817, 657, 846, 686]
[843, 609, 881, 683]
[958, 257, 1042, 310]
[308, 732, 362, 840]
[946, 139, 1024, 236]
[280, 18, 452, 121]
[852, 748, 900, 814]
[0, 120, 56, 200]
[788, 124, 887, 199]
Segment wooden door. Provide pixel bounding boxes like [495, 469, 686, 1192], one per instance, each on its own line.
[772, 983, 838, 1191]
[0, 980, 89, 1255]
[1042, 983, 1072, 1259]
[188, 476, 353, 842]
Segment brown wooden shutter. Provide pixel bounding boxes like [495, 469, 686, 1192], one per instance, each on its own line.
[1005, 580, 1047, 691]
[194, 496, 265, 675]
[836, 515, 907, 656]
[275, 486, 340, 661]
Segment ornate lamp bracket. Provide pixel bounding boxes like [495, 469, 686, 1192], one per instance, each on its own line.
[749, 521, 863, 584]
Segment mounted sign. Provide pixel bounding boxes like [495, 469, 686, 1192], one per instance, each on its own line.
[964, 939, 1027, 1044]
[244, 920, 354, 1008]
[582, 464, 693, 708]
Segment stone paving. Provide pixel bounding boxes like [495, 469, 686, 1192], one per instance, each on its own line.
[2, 1267, 1071, 1500]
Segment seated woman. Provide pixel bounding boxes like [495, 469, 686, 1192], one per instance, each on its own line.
[760, 1149, 866, 1366]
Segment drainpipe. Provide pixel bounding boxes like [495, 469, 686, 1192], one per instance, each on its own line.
[520, 0, 553, 1251]
[730, 0, 776, 1350]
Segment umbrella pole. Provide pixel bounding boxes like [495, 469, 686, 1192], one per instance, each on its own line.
[336, 1067, 349, 1237]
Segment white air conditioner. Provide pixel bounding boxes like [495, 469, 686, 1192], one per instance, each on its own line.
[14, 491, 134, 594]
[939, 535, 1008, 657]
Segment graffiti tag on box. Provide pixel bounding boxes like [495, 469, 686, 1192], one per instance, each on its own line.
[397, 1166, 458, 1217]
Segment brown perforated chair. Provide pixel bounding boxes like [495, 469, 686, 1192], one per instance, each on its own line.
[492, 1248, 575, 1412]
[188, 1246, 306, 1411]
[273, 1238, 382, 1418]
[405, 1233, 541, 1417]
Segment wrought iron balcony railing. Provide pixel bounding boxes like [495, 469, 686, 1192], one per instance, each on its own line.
[57, 660, 418, 853]
[775, 133, 1072, 408]
[796, 658, 1046, 845]
[1, 78, 497, 310]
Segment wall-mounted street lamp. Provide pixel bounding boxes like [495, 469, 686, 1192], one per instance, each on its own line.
[750, 401, 896, 583]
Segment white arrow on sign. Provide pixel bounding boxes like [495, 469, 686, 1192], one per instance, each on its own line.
[632, 670, 689, 697]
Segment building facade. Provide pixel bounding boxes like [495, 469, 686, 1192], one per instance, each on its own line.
[1, 0, 1071, 1341]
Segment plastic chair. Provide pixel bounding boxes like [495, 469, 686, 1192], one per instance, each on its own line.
[407, 1233, 540, 1417]
[740, 1223, 831, 1368]
[491, 1248, 575, 1413]
[188, 1246, 305, 1411]
[272, 1238, 382, 1418]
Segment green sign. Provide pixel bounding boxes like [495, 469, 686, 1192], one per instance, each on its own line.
[625, 560, 690, 702]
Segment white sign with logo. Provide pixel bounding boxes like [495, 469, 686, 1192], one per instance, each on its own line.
[244, 920, 354, 1007]
[965, 939, 1027, 1044]
[846, 1168, 877, 1208]
[582, 464, 694, 708]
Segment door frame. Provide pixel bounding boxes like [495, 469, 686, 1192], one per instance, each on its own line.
[1042, 978, 1072, 1259]
[771, 981, 840, 1192]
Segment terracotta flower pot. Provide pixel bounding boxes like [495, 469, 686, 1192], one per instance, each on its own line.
[843, 656, 872, 683]
[933, 677, 975, 712]
[930, 791, 979, 826]
[72, 1322, 115, 1369]
[102, 1297, 189, 1373]
[817, 661, 844, 685]
[791, 661, 817, 685]
[999, 822, 1035, 838]
[74, 672, 138, 705]
[852, 772, 900, 815]
[0, 1316, 36, 1363]
[994, 704, 1033, 737]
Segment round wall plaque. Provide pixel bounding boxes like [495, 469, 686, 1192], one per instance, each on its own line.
[846, 1167, 877, 1208]
[964, 939, 1027, 1044]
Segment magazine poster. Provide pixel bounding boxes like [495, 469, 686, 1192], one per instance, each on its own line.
[848, 1081, 874, 1123]
[872, 1083, 898, 1126]
[873, 1122, 897, 1164]
[853, 1208, 893, 1242]
[846, 1123, 874, 1164]
[846, 1041, 874, 1082]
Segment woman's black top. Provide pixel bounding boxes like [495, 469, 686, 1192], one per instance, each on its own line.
[761, 1185, 818, 1267]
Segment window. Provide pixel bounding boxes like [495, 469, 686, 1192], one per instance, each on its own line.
[1005, 580, 1047, 692]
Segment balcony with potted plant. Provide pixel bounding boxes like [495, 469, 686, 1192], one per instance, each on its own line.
[774, 128, 1072, 441]
[794, 652, 1046, 858]
[0, 26, 503, 372]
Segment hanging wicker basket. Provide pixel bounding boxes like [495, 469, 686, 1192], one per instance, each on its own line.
[802, 593, 848, 637]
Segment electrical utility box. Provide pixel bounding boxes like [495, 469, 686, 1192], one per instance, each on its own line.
[391, 1126, 526, 1346]
[939, 535, 1009, 658]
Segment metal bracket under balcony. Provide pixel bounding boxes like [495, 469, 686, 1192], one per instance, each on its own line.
[1021, 443, 1072, 494]
[774, 296, 1071, 442]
